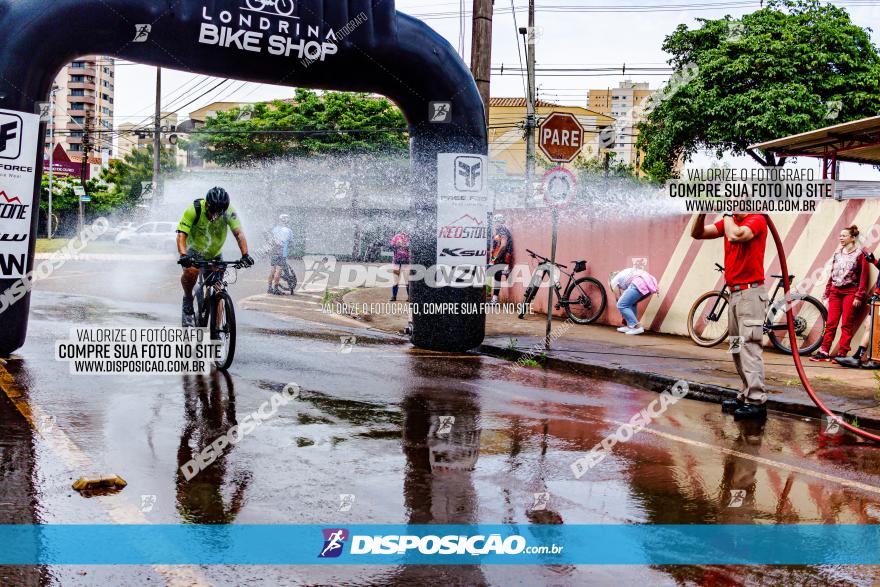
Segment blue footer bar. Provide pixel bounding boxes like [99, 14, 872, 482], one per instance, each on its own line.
[0, 524, 876, 565]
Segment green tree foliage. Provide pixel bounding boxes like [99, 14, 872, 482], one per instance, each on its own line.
[99, 147, 178, 205]
[191, 89, 409, 166]
[637, 0, 880, 182]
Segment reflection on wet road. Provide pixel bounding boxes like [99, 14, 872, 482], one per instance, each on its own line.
[3, 291, 880, 585]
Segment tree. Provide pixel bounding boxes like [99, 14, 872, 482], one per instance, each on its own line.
[100, 147, 178, 206]
[637, 0, 880, 182]
[191, 89, 409, 166]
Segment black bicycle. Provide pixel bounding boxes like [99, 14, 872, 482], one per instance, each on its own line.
[518, 249, 607, 324]
[687, 262, 827, 355]
[191, 260, 246, 370]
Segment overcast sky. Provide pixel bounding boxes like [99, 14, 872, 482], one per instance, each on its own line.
[112, 0, 880, 178]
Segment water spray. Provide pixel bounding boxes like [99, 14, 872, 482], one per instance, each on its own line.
[766, 215, 880, 442]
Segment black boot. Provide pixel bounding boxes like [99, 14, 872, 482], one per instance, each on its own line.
[733, 403, 767, 421]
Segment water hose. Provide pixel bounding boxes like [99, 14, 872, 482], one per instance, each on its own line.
[765, 215, 880, 442]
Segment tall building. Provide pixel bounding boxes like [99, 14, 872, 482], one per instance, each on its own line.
[47, 56, 115, 158]
[588, 81, 652, 168]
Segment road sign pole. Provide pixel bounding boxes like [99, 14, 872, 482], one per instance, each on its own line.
[545, 207, 559, 350]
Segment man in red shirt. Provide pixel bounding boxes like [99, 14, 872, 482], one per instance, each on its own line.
[692, 213, 769, 420]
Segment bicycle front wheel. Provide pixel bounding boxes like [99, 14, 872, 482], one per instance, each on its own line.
[767, 294, 827, 355]
[687, 291, 729, 347]
[210, 292, 237, 370]
[564, 277, 607, 324]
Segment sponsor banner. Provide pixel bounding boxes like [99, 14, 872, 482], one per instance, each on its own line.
[1, 524, 880, 564]
[0, 109, 39, 279]
[436, 153, 491, 285]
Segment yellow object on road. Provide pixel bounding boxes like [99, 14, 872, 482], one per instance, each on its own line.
[72, 475, 128, 491]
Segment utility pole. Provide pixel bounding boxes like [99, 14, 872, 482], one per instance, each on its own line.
[152, 67, 162, 206]
[521, 0, 536, 207]
[79, 110, 93, 233]
[470, 0, 493, 124]
[47, 86, 57, 239]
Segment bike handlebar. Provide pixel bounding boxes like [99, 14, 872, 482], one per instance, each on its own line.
[525, 249, 568, 269]
[714, 263, 724, 272]
[189, 260, 245, 270]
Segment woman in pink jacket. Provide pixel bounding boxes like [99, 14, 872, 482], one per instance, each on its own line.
[609, 267, 660, 335]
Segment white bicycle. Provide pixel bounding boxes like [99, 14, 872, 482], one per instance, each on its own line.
[246, 0, 295, 16]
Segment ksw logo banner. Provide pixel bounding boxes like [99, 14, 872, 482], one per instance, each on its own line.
[436, 153, 491, 282]
[0, 110, 39, 279]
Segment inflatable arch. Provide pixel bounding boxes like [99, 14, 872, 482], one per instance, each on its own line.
[0, 0, 489, 354]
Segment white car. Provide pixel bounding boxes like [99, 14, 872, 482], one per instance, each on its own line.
[115, 221, 178, 250]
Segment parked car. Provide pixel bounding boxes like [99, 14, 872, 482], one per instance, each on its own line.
[115, 221, 178, 250]
[102, 221, 135, 241]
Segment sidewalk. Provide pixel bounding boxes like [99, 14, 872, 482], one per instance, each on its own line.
[242, 286, 880, 429]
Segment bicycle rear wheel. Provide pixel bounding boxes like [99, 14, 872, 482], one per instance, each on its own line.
[281, 264, 298, 294]
[767, 294, 827, 355]
[564, 277, 607, 324]
[210, 292, 237, 370]
[687, 291, 729, 347]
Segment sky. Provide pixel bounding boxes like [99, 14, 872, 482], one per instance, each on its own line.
[111, 0, 880, 178]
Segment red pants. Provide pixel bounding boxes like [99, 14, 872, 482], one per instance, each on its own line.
[821, 286, 859, 356]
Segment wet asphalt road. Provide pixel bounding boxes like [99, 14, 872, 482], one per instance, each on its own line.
[4, 264, 880, 585]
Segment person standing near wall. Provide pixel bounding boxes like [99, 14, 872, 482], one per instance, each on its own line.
[837, 244, 880, 370]
[811, 225, 869, 362]
[490, 214, 514, 304]
[390, 231, 411, 302]
[691, 213, 769, 421]
[609, 267, 660, 335]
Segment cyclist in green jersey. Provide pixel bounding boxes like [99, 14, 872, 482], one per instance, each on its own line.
[176, 187, 254, 326]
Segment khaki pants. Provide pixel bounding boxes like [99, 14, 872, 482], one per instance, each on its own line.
[728, 285, 768, 405]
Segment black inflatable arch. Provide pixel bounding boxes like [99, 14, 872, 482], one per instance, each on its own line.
[0, 0, 488, 354]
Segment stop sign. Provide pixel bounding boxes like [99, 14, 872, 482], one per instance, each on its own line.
[539, 112, 585, 162]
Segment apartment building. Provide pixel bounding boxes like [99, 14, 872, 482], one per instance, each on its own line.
[48, 56, 115, 158]
[587, 81, 652, 168]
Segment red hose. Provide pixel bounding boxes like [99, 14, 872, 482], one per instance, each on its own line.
[765, 215, 880, 442]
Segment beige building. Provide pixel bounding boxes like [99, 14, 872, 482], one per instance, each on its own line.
[588, 81, 653, 168]
[488, 97, 615, 176]
[117, 112, 186, 166]
[48, 56, 115, 157]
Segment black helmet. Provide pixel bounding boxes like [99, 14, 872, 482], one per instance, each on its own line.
[205, 187, 230, 214]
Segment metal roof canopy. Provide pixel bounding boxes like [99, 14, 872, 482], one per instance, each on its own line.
[748, 115, 880, 179]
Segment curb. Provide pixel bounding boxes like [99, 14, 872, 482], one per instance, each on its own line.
[479, 343, 880, 432]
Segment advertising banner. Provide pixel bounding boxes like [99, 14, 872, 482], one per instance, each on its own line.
[0, 109, 39, 279]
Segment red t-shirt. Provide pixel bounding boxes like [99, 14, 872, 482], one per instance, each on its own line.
[713, 215, 767, 286]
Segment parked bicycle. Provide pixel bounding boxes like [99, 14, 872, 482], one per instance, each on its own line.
[687, 263, 827, 355]
[518, 249, 607, 324]
[191, 260, 247, 370]
[274, 260, 299, 295]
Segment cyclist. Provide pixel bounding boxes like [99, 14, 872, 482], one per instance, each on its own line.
[267, 213, 294, 295]
[177, 187, 254, 326]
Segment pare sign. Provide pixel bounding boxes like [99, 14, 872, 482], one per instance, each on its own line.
[198, 5, 339, 62]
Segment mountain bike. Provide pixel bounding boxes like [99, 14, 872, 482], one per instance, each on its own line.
[518, 249, 607, 324]
[687, 263, 827, 355]
[245, 0, 295, 16]
[191, 260, 247, 370]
